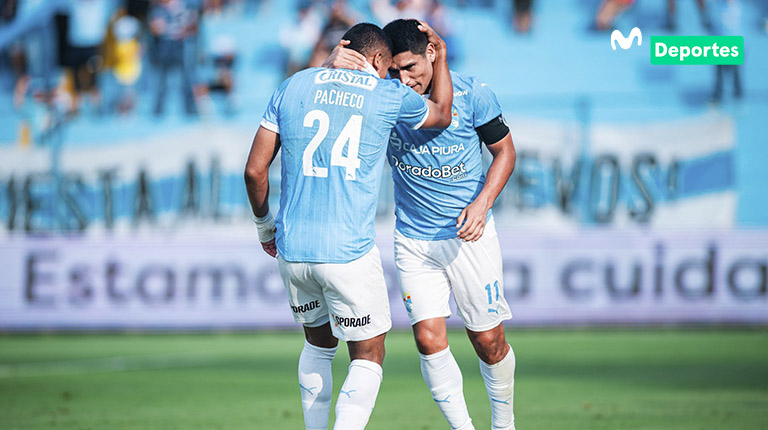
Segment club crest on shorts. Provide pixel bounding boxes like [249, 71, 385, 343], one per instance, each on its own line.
[402, 293, 413, 314]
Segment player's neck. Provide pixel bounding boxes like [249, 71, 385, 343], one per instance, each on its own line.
[423, 81, 433, 97]
[362, 61, 380, 77]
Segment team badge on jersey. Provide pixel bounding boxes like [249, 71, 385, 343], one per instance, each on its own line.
[450, 107, 459, 130]
[402, 293, 413, 314]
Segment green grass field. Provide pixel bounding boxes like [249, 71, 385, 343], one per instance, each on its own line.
[1, 329, 767, 429]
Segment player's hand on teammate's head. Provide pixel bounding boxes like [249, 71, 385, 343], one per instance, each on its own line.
[416, 21, 446, 60]
[322, 40, 367, 71]
[261, 239, 277, 258]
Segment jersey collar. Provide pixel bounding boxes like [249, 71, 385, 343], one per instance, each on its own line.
[363, 61, 379, 78]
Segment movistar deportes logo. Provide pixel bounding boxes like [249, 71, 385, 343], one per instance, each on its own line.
[611, 27, 642, 50]
[651, 36, 743, 65]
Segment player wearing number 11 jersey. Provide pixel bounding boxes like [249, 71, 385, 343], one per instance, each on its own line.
[384, 19, 517, 430]
[244, 23, 453, 430]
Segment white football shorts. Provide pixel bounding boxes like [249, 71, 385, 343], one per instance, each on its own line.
[394, 216, 511, 332]
[277, 245, 392, 342]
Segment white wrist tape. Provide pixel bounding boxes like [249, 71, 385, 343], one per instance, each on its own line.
[252, 212, 276, 242]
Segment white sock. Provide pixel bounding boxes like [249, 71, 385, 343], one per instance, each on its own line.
[299, 340, 337, 430]
[479, 344, 516, 430]
[333, 359, 383, 430]
[420, 347, 475, 430]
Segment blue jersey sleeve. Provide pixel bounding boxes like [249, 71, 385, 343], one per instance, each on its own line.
[396, 83, 429, 130]
[260, 77, 291, 134]
[471, 78, 503, 128]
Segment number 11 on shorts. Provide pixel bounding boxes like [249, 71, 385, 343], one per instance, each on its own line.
[485, 280, 500, 314]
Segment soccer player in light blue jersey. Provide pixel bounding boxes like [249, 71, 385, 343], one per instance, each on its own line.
[326, 19, 517, 430]
[244, 22, 454, 430]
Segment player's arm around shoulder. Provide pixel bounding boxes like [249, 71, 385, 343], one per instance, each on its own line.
[418, 21, 453, 129]
[244, 126, 281, 257]
[456, 120, 516, 242]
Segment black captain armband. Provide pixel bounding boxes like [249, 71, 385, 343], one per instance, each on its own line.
[476, 114, 510, 145]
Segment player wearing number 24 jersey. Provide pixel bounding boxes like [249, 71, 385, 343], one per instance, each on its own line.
[261, 64, 426, 263]
[244, 22, 454, 430]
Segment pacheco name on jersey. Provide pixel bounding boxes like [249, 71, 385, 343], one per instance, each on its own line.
[391, 154, 468, 181]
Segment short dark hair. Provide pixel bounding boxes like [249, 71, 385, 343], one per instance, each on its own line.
[382, 19, 427, 57]
[341, 23, 393, 58]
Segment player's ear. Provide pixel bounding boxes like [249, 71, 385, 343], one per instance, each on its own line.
[426, 43, 436, 63]
[372, 51, 382, 73]
[372, 51, 389, 78]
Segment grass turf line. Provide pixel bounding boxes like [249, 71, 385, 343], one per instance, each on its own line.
[0, 329, 767, 429]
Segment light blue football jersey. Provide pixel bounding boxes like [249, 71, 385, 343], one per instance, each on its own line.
[389, 72, 503, 240]
[261, 67, 429, 263]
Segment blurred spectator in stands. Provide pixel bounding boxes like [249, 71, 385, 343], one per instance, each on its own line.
[127, 0, 151, 21]
[711, 0, 742, 104]
[3, 0, 25, 106]
[370, 0, 457, 62]
[761, 2, 768, 34]
[427, 1, 457, 63]
[196, 0, 238, 115]
[1, 0, 17, 22]
[279, 1, 323, 76]
[205, 34, 237, 115]
[63, 0, 115, 115]
[594, 0, 634, 31]
[20, 71, 75, 145]
[148, 0, 199, 117]
[666, 0, 710, 32]
[204, 0, 219, 14]
[307, 0, 359, 67]
[455, 0, 493, 7]
[242, 0, 262, 14]
[109, 14, 143, 115]
[512, 0, 533, 34]
[370, 0, 430, 23]
[8, 0, 56, 109]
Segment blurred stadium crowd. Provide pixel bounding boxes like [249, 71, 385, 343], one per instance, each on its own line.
[0, 0, 463, 134]
[1, 0, 766, 146]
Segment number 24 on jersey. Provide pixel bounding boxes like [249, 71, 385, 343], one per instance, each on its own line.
[302, 109, 362, 181]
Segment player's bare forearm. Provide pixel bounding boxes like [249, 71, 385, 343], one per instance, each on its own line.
[477, 132, 516, 211]
[245, 127, 280, 257]
[245, 174, 270, 217]
[457, 133, 515, 241]
[419, 21, 453, 128]
[244, 127, 280, 217]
